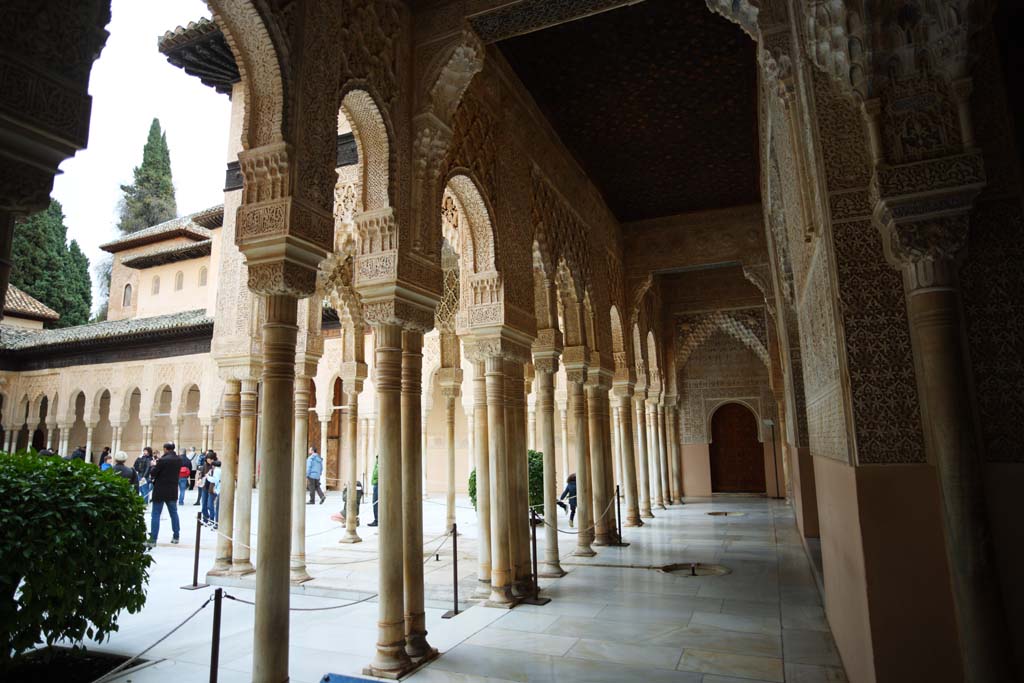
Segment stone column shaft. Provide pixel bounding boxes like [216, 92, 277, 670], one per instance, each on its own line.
[342, 389, 361, 543]
[559, 407, 569, 490]
[647, 403, 665, 509]
[570, 376, 594, 556]
[507, 362, 531, 593]
[445, 393, 457, 532]
[252, 294, 298, 683]
[616, 394, 641, 526]
[472, 362, 491, 598]
[232, 379, 258, 573]
[485, 355, 515, 605]
[401, 329, 432, 659]
[368, 323, 411, 675]
[527, 408, 536, 451]
[587, 385, 612, 545]
[210, 380, 240, 574]
[536, 367, 564, 576]
[85, 426, 94, 464]
[635, 398, 653, 518]
[289, 377, 311, 583]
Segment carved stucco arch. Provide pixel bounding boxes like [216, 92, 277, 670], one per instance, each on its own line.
[646, 330, 662, 394]
[339, 88, 393, 213]
[208, 0, 286, 149]
[609, 304, 631, 377]
[445, 172, 496, 275]
[555, 258, 587, 348]
[677, 311, 770, 369]
[420, 29, 485, 127]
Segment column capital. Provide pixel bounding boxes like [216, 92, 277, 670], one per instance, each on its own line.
[612, 380, 635, 399]
[586, 366, 613, 391]
[438, 366, 463, 393]
[463, 330, 533, 364]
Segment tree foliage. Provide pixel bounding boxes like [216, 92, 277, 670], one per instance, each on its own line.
[10, 200, 92, 328]
[0, 453, 151, 668]
[117, 118, 177, 234]
[468, 450, 545, 514]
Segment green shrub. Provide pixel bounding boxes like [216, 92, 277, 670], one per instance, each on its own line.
[468, 451, 545, 514]
[0, 453, 152, 666]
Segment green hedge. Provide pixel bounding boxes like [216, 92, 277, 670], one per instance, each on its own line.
[468, 449, 545, 514]
[0, 452, 152, 666]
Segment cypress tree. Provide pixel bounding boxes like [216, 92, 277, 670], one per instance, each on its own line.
[10, 199, 93, 328]
[117, 118, 177, 233]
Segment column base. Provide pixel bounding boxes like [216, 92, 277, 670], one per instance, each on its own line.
[485, 584, 518, 608]
[573, 546, 597, 557]
[471, 578, 492, 600]
[405, 631, 434, 660]
[539, 563, 567, 578]
[290, 566, 312, 584]
[641, 510, 655, 518]
[339, 530, 363, 544]
[625, 517, 643, 527]
[363, 647, 437, 680]
[228, 561, 255, 576]
[657, 503, 667, 510]
[207, 559, 233, 576]
[593, 535, 611, 546]
[512, 578, 534, 597]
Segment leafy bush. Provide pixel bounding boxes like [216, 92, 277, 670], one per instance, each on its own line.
[468, 450, 545, 514]
[0, 453, 152, 666]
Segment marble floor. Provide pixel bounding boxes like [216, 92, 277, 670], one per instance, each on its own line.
[88, 492, 846, 682]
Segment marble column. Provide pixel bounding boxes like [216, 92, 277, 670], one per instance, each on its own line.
[485, 354, 515, 606]
[527, 407, 536, 452]
[659, 403, 675, 505]
[535, 361, 565, 576]
[568, 370, 594, 556]
[85, 424, 95, 464]
[634, 396, 653, 518]
[466, 411, 475, 471]
[647, 401, 664, 509]
[421, 405, 429, 496]
[341, 387, 361, 543]
[895, 238, 1013, 681]
[444, 391, 457, 532]
[668, 405, 683, 504]
[210, 380, 240, 575]
[232, 378, 258, 574]
[611, 406, 621, 488]
[616, 387, 641, 526]
[507, 361, 531, 594]
[472, 361, 491, 599]
[559, 406, 569, 490]
[252, 295, 298, 683]
[320, 418, 330, 484]
[587, 383, 612, 546]
[289, 377, 311, 583]
[58, 425, 70, 456]
[365, 417, 376, 486]
[401, 329, 433, 659]
[45, 424, 54, 450]
[367, 323, 411, 675]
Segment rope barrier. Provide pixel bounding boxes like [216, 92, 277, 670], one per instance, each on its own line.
[539, 495, 617, 536]
[223, 591, 379, 612]
[89, 595, 213, 683]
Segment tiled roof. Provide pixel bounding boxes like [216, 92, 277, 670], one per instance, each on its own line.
[3, 284, 59, 322]
[121, 239, 212, 269]
[0, 309, 212, 352]
[99, 208, 219, 254]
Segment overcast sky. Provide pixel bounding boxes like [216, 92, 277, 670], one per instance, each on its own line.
[52, 0, 231, 307]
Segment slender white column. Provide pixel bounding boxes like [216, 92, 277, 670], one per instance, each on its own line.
[485, 354, 515, 605]
[367, 323, 411, 675]
[616, 387, 641, 526]
[658, 403, 671, 505]
[320, 419, 329, 483]
[508, 362, 531, 593]
[444, 392, 457, 532]
[587, 383, 612, 546]
[527, 407, 536, 451]
[85, 424, 95, 463]
[559, 407, 569, 490]
[210, 380, 239, 575]
[289, 377, 311, 583]
[635, 397, 653, 518]
[535, 363, 564, 576]
[466, 412, 475, 471]
[472, 361, 491, 599]
[569, 371, 594, 556]
[421, 406, 429, 496]
[611, 407, 621, 488]
[232, 379, 258, 574]
[342, 388, 361, 543]
[252, 294, 298, 683]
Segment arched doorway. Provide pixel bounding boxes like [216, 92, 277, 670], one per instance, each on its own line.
[709, 403, 765, 494]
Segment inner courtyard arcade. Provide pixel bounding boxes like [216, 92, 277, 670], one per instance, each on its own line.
[1, 1, 1023, 682]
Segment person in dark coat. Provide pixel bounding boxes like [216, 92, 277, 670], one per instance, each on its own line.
[135, 447, 154, 502]
[112, 451, 139, 493]
[148, 442, 183, 547]
[558, 473, 578, 527]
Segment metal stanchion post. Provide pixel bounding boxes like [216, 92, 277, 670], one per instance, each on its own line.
[520, 509, 550, 606]
[209, 588, 222, 683]
[608, 484, 630, 547]
[442, 523, 459, 619]
[182, 512, 209, 590]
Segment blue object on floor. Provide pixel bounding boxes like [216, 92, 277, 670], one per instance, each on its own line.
[321, 675, 373, 682]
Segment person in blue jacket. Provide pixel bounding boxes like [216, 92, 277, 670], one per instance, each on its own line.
[557, 473, 578, 527]
[306, 446, 326, 504]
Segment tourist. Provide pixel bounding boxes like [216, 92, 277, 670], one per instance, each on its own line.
[100, 446, 111, 464]
[306, 446, 326, 505]
[337, 479, 364, 525]
[70, 445, 86, 461]
[368, 456, 379, 527]
[177, 449, 193, 505]
[148, 442, 182, 547]
[558, 473, 577, 527]
[204, 458, 221, 526]
[192, 448, 208, 505]
[99, 452, 113, 471]
[112, 451, 139, 493]
[135, 446, 154, 503]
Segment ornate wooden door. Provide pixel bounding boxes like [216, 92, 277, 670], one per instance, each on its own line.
[709, 403, 765, 493]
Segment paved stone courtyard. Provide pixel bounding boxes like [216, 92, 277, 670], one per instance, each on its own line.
[86, 490, 847, 682]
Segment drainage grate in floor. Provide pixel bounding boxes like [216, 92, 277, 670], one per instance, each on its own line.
[706, 511, 746, 516]
[659, 563, 731, 577]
